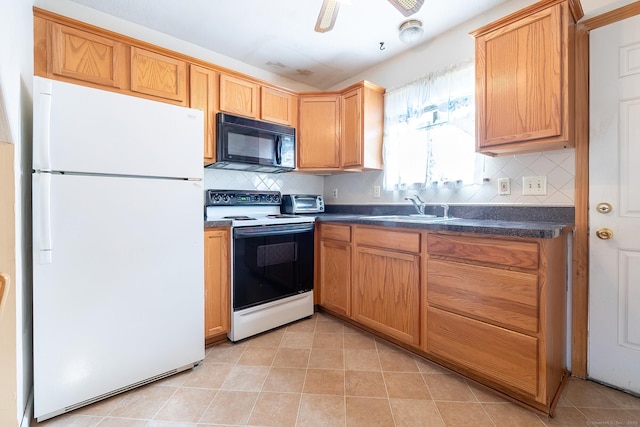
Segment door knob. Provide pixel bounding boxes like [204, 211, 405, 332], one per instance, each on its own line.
[595, 228, 614, 240]
[596, 202, 613, 214]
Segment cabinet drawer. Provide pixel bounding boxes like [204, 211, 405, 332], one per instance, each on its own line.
[427, 233, 538, 270]
[427, 259, 538, 334]
[320, 224, 351, 242]
[355, 227, 421, 253]
[427, 307, 538, 396]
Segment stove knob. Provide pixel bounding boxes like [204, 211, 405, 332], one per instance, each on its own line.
[273, 194, 281, 203]
[222, 194, 230, 203]
[253, 195, 260, 202]
[213, 194, 222, 203]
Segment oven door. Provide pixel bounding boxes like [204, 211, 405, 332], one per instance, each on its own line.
[232, 223, 314, 311]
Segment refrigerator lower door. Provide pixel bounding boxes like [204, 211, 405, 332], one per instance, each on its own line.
[33, 173, 204, 420]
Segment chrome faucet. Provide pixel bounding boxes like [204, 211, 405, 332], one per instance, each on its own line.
[405, 195, 426, 215]
[441, 204, 450, 219]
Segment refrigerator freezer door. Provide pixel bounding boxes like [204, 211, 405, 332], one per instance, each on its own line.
[33, 76, 203, 179]
[33, 173, 204, 419]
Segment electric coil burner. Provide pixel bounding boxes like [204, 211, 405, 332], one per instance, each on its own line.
[205, 190, 315, 341]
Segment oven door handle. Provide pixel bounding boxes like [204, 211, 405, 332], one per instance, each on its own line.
[234, 223, 314, 238]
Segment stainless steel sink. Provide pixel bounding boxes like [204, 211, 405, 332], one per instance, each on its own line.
[360, 215, 456, 223]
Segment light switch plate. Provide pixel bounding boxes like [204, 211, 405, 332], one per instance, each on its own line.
[373, 186, 381, 198]
[522, 176, 547, 196]
[498, 178, 511, 195]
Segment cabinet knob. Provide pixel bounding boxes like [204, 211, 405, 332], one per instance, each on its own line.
[595, 228, 614, 240]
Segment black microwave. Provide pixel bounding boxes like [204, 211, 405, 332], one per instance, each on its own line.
[208, 113, 296, 173]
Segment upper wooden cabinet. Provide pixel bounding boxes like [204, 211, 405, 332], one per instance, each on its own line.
[130, 47, 187, 103]
[219, 74, 260, 119]
[298, 94, 341, 169]
[341, 82, 384, 170]
[261, 86, 297, 127]
[46, 22, 124, 88]
[298, 81, 385, 172]
[190, 65, 218, 165]
[471, 0, 583, 155]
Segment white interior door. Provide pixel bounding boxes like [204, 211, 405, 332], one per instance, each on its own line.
[588, 13, 640, 394]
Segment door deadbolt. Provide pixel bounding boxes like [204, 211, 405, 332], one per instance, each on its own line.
[595, 228, 614, 240]
[596, 202, 613, 214]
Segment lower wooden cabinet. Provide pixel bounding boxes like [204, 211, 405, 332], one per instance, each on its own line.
[352, 226, 422, 347]
[204, 227, 230, 343]
[316, 222, 568, 414]
[426, 232, 568, 412]
[318, 224, 352, 316]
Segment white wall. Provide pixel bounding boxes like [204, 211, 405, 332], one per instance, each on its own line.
[0, 0, 34, 424]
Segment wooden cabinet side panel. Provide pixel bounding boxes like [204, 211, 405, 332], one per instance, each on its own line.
[427, 307, 538, 396]
[362, 86, 384, 169]
[50, 22, 123, 88]
[190, 65, 217, 164]
[538, 236, 568, 405]
[130, 47, 187, 103]
[298, 95, 341, 169]
[341, 88, 362, 167]
[219, 74, 259, 118]
[204, 228, 230, 338]
[427, 233, 539, 269]
[319, 240, 352, 316]
[427, 259, 539, 334]
[353, 247, 420, 346]
[478, 4, 564, 148]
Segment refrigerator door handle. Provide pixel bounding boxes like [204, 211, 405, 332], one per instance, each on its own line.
[38, 173, 53, 264]
[36, 90, 53, 171]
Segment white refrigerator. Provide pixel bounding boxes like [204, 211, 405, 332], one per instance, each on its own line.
[32, 77, 205, 421]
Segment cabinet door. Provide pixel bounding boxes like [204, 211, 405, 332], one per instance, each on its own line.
[261, 86, 297, 126]
[475, 3, 567, 153]
[341, 87, 363, 168]
[190, 65, 217, 164]
[352, 246, 420, 346]
[319, 239, 351, 316]
[130, 47, 186, 103]
[298, 95, 341, 169]
[219, 74, 259, 118]
[204, 228, 230, 339]
[50, 22, 123, 88]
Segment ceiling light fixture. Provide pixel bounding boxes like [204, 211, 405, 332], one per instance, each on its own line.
[398, 19, 424, 44]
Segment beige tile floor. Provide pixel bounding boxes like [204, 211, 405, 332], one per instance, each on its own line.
[37, 312, 640, 426]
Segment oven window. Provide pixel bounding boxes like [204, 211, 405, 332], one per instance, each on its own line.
[233, 226, 314, 310]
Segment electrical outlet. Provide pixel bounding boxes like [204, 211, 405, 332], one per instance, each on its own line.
[373, 186, 381, 198]
[522, 176, 547, 196]
[498, 178, 511, 195]
[332, 188, 338, 199]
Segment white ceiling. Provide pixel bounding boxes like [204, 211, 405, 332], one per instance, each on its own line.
[64, 0, 635, 89]
[66, 0, 512, 89]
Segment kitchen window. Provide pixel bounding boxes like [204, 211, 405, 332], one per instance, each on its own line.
[382, 62, 482, 191]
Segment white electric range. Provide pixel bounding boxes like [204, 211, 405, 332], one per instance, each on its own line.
[205, 190, 316, 341]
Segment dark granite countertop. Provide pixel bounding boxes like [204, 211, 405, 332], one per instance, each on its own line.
[315, 214, 572, 239]
[204, 205, 574, 239]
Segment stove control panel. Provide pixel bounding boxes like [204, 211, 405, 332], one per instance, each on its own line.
[206, 190, 282, 206]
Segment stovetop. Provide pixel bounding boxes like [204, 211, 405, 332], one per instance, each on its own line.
[205, 190, 315, 227]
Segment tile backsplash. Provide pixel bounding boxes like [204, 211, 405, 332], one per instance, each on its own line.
[204, 149, 575, 207]
[204, 168, 324, 195]
[324, 150, 575, 206]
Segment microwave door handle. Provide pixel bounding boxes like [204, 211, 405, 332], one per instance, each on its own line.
[275, 135, 282, 165]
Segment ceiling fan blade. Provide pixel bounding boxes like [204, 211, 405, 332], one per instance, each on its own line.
[388, 0, 424, 17]
[315, 0, 340, 33]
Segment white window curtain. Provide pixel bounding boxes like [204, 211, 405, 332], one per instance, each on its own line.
[382, 62, 482, 191]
